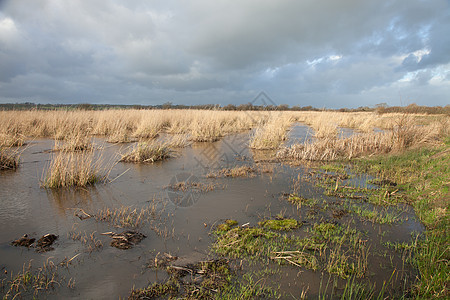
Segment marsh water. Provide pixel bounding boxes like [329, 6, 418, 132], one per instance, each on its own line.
[0, 125, 423, 299]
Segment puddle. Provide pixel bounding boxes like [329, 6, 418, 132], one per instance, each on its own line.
[0, 133, 424, 298]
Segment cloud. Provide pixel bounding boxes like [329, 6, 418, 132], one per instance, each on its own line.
[0, 0, 449, 107]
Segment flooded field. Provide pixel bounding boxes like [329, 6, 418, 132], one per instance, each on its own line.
[0, 123, 426, 299]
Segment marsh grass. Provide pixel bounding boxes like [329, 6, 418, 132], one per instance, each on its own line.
[206, 165, 258, 178]
[95, 205, 153, 228]
[120, 141, 173, 163]
[313, 142, 449, 298]
[107, 128, 136, 143]
[166, 134, 191, 148]
[212, 220, 299, 259]
[0, 259, 62, 299]
[212, 219, 370, 282]
[0, 133, 25, 147]
[166, 180, 219, 193]
[54, 132, 92, 152]
[42, 149, 108, 188]
[190, 119, 223, 142]
[249, 114, 293, 149]
[277, 115, 445, 161]
[130, 258, 279, 300]
[258, 219, 300, 231]
[68, 228, 103, 252]
[270, 250, 319, 270]
[0, 146, 20, 170]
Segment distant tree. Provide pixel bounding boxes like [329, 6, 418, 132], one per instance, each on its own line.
[162, 101, 173, 109]
[277, 104, 289, 111]
[77, 103, 94, 110]
[223, 104, 237, 111]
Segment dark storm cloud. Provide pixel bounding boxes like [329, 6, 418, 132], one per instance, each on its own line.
[0, 0, 448, 107]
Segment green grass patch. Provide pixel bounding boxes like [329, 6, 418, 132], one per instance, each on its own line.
[287, 194, 320, 207]
[322, 143, 450, 297]
[216, 219, 239, 232]
[258, 218, 300, 231]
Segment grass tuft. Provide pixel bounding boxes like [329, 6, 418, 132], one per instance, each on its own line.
[42, 149, 108, 188]
[207, 165, 257, 178]
[120, 141, 173, 163]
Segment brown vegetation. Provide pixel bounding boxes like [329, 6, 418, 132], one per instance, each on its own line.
[0, 147, 19, 170]
[277, 115, 448, 161]
[119, 141, 173, 163]
[0, 110, 265, 142]
[249, 112, 293, 149]
[42, 149, 108, 188]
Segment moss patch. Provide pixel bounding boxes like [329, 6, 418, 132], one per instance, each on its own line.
[258, 219, 300, 231]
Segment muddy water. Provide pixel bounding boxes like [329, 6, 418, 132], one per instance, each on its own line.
[0, 126, 423, 299]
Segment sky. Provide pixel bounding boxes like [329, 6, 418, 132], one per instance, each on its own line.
[0, 0, 449, 108]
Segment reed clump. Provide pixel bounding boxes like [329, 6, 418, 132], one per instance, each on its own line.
[249, 113, 293, 149]
[0, 133, 25, 147]
[277, 117, 445, 161]
[206, 165, 257, 178]
[166, 134, 191, 148]
[0, 147, 20, 170]
[120, 141, 173, 163]
[54, 132, 92, 152]
[95, 206, 151, 228]
[42, 149, 107, 188]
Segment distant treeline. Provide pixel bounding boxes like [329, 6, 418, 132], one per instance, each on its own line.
[0, 101, 448, 115]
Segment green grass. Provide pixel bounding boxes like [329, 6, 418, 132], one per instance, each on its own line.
[258, 219, 300, 231]
[216, 219, 239, 232]
[323, 143, 450, 297]
[212, 220, 369, 280]
[218, 273, 280, 299]
[287, 194, 320, 207]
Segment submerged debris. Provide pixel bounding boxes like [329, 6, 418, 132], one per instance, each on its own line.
[11, 233, 58, 252]
[130, 259, 232, 299]
[206, 165, 257, 178]
[148, 252, 178, 269]
[36, 234, 58, 252]
[11, 234, 35, 248]
[109, 231, 146, 250]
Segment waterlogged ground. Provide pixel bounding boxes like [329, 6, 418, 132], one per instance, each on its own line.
[0, 125, 424, 299]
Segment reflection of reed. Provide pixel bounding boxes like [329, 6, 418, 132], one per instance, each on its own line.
[47, 187, 97, 217]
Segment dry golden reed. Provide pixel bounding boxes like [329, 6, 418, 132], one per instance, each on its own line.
[42, 149, 108, 188]
[1, 110, 447, 154]
[249, 112, 294, 149]
[0, 110, 267, 142]
[119, 141, 173, 163]
[277, 116, 445, 161]
[0, 146, 19, 170]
